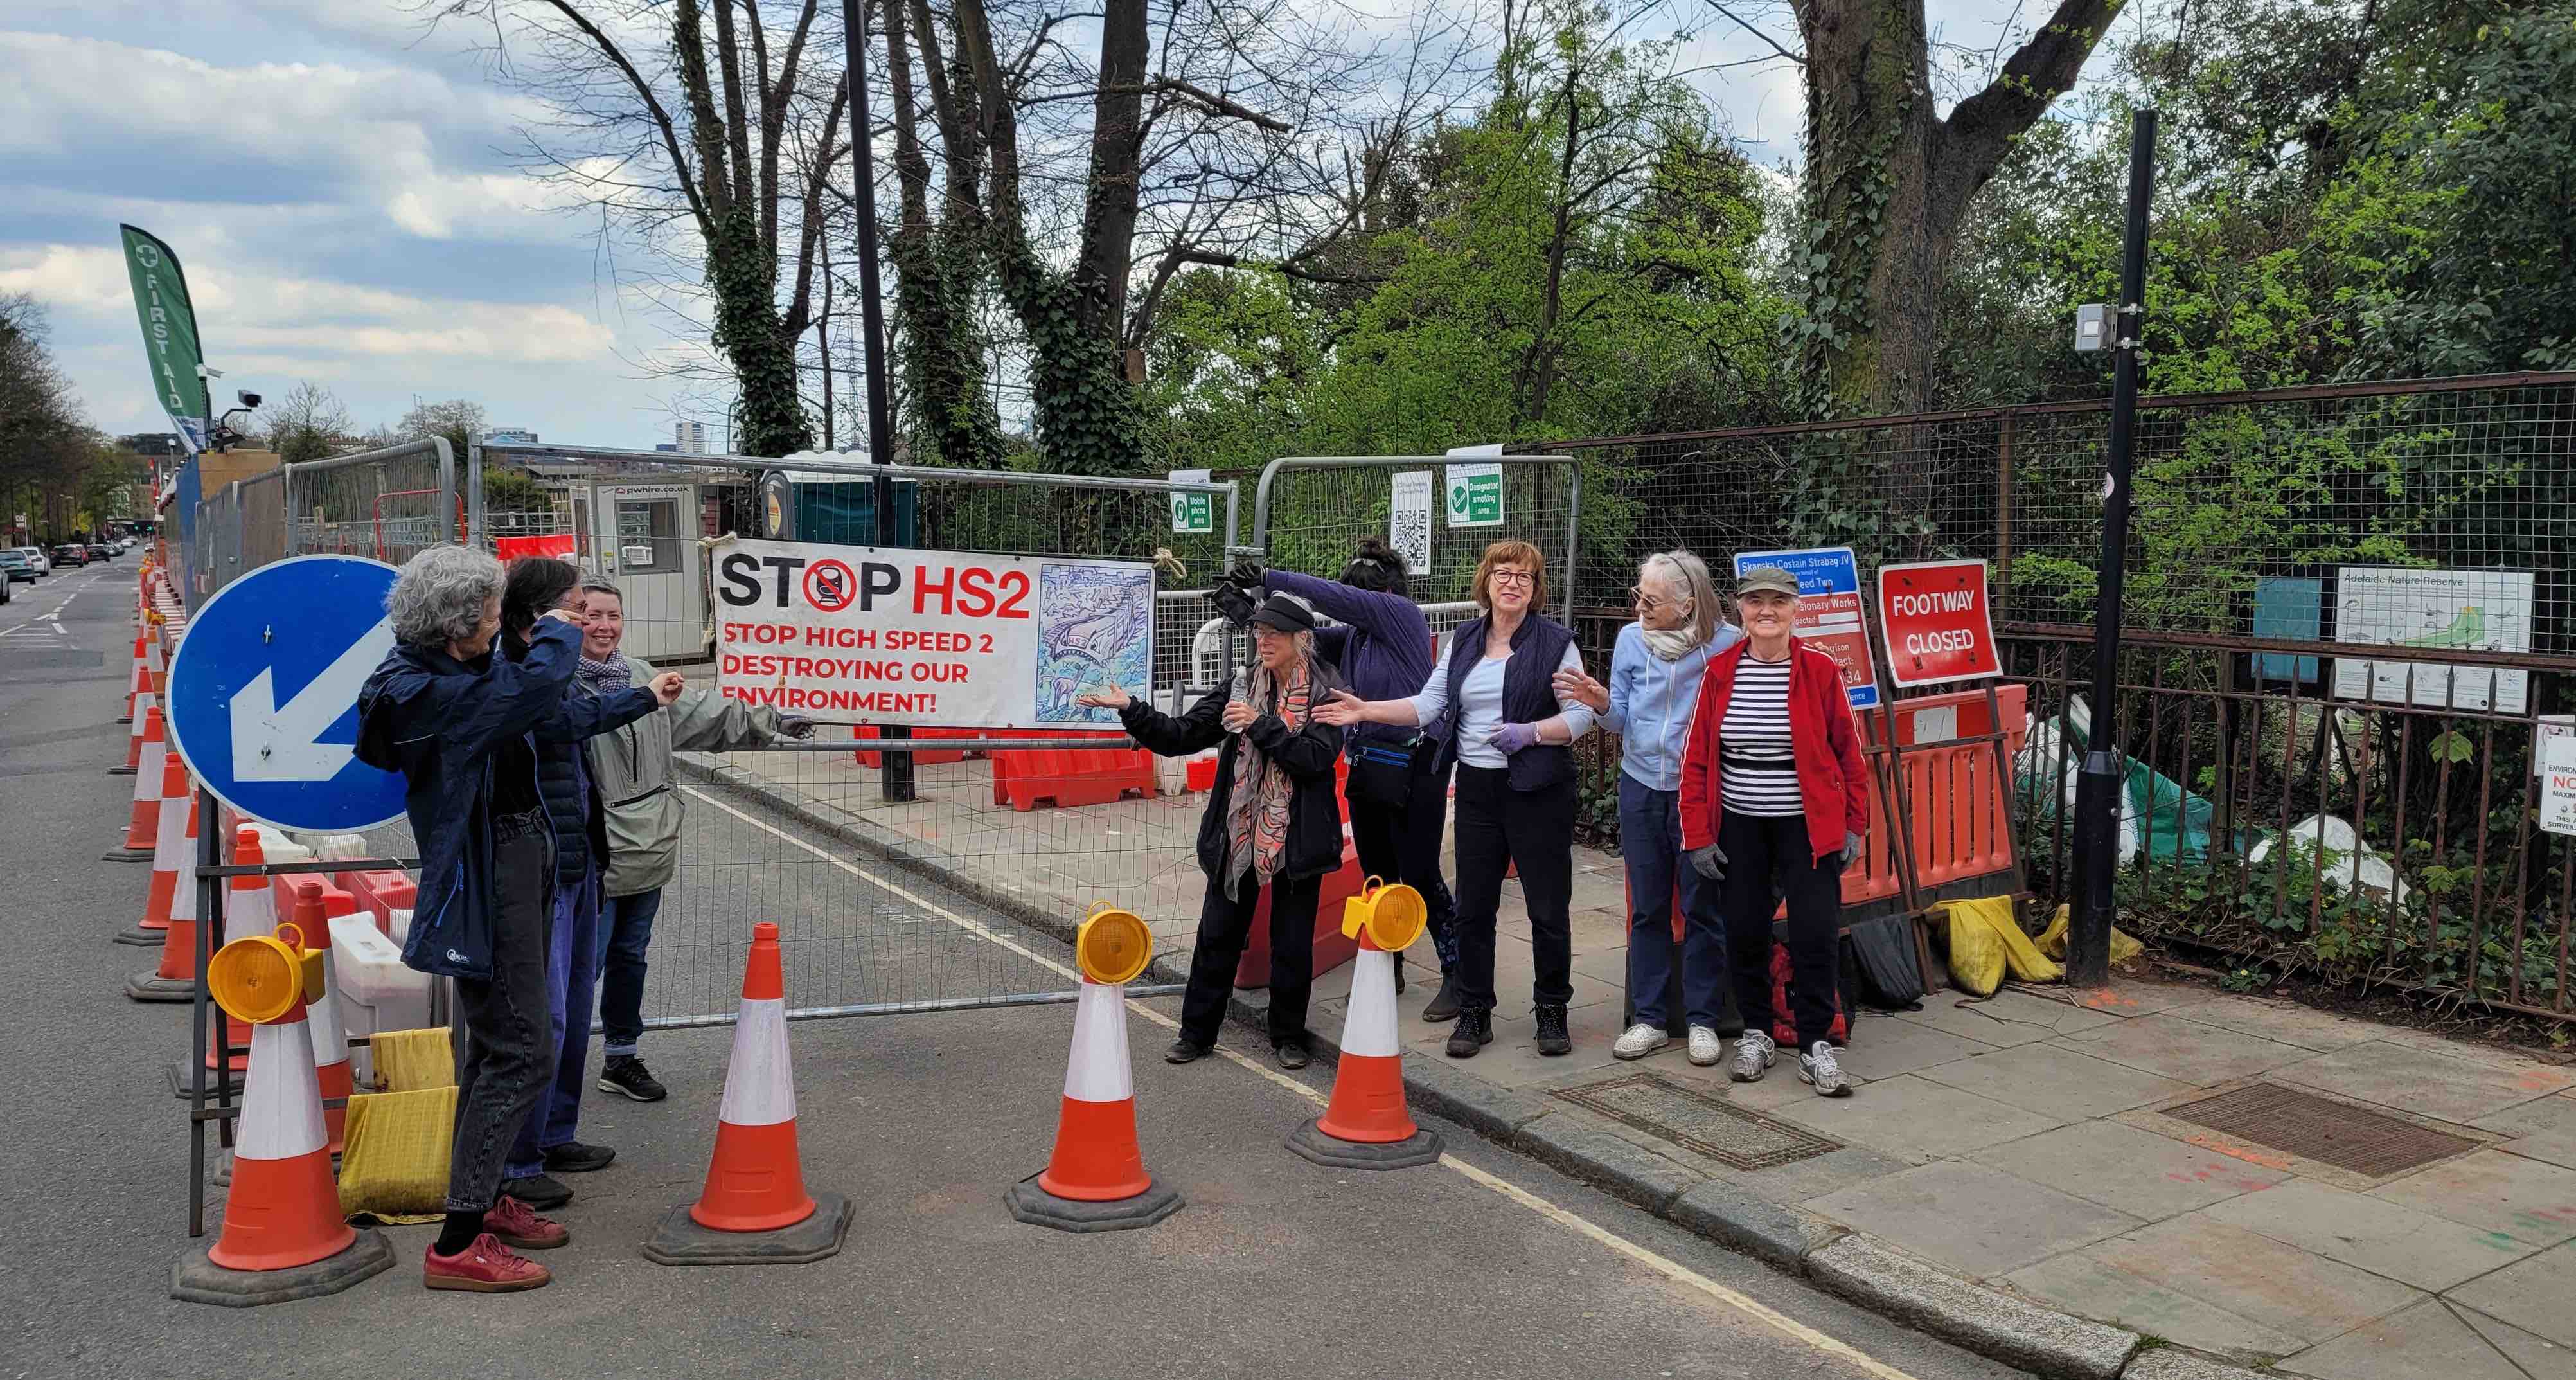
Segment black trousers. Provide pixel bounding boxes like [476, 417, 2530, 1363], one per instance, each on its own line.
[1452, 766, 1576, 1014]
[1345, 764, 1459, 973]
[1716, 810, 1843, 1050]
[447, 816, 554, 1212]
[1179, 869, 1320, 1047]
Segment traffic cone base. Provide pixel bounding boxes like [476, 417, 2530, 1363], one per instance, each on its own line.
[643, 1192, 853, 1267]
[1288, 947, 1443, 1170]
[1006, 979, 1182, 1233]
[1005, 1174, 1182, 1233]
[172, 1229, 393, 1308]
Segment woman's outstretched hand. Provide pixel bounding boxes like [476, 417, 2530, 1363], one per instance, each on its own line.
[1311, 689, 1369, 726]
[650, 671, 684, 706]
[1075, 686, 1132, 710]
[1551, 665, 1608, 713]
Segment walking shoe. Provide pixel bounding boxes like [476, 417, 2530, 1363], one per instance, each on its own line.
[1446, 1007, 1495, 1059]
[1163, 1037, 1211, 1064]
[1799, 1041, 1854, 1097]
[423, 1233, 551, 1293]
[483, 1195, 570, 1250]
[1274, 1039, 1310, 1070]
[1687, 1025, 1724, 1066]
[497, 1174, 573, 1210]
[1421, 973, 1462, 1023]
[542, 1141, 616, 1174]
[1730, 1030, 1777, 1083]
[1532, 1003, 1572, 1056]
[597, 1055, 668, 1103]
[1612, 1023, 1670, 1060]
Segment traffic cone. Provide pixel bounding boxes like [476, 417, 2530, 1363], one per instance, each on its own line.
[120, 753, 195, 945]
[128, 793, 202, 1001]
[108, 707, 167, 859]
[118, 634, 145, 724]
[283, 882, 353, 1156]
[170, 827, 270, 1098]
[171, 923, 393, 1305]
[112, 686, 154, 776]
[642, 922, 851, 1265]
[1288, 879, 1444, 1170]
[1004, 904, 1181, 1232]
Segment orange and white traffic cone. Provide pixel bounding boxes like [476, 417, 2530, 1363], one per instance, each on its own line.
[107, 707, 168, 860]
[1289, 879, 1443, 1170]
[171, 922, 393, 1305]
[642, 922, 851, 1265]
[112, 683, 154, 776]
[170, 827, 271, 1098]
[282, 882, 353, 1156]
[128, 793, 202, 1001]
[118, 633, 145, 724]
[119, 753, 196, 946]
[1006, 904, 1182, 1232]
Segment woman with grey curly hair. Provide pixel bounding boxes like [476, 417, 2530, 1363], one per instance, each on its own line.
[355, 546, 677, 1294]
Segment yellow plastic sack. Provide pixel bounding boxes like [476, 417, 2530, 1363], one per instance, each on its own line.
[2034, 904, 2143, 965]
[1941, 896, 2062, 996]
[371, 1026, 456, 1092]
[337, 1085, 456, 1223]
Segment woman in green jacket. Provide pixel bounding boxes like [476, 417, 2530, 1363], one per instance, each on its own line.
[575, 578, 814, 1101]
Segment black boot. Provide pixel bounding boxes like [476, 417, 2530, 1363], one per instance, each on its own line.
[1422, 972, 1463, 1023]
[1446, 1007, 1495, 1059]
[1394, 953, 1407, 995]
[1534, 1003, 1572, 1056]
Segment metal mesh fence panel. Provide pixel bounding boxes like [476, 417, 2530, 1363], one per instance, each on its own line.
[286, 440, 457, 563]
[1252, 456, 1583, 618]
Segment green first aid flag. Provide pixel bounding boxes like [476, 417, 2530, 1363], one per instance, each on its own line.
[120, 225, 208, 454]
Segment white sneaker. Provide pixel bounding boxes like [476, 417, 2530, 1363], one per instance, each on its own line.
[1612, 1023, 1669, 1060]
[1730, 1031, 1777, 1082]
[1687, 1026, 1723, 1066]
[1799, 1040, 1854, 1097]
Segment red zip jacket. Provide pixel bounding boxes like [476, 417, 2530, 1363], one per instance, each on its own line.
[1677, 637, 1869, 863]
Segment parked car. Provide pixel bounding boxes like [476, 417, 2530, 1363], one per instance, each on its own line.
[49, 544, 86, 568]
[11, 547, 48, 577]
[86, 544, 113, 562]
[0, 551, 27, 592]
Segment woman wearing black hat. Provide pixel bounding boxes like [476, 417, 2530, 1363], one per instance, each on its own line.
[1078, 592, 1347, 1069]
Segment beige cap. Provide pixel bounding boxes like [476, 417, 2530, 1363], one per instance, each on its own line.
[1736, 566, 1800, 597]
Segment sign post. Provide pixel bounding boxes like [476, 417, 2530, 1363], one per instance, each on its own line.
[164, 555, 408, 833]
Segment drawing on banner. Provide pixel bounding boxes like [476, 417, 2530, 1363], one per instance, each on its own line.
[1734, 546, 1878, 708]
[2330, 566, 2534, 714]
[1038, 564, 1154, 724]
[1390, 471, 1434, 573]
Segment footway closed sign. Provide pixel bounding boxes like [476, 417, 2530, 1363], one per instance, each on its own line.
[712, 537, 1153, 728]
[1876, 559, 2001, 688]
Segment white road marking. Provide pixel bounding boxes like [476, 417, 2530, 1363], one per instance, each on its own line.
[683, 784, 1926, 1380]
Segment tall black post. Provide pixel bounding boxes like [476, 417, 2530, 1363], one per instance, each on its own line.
[842, 0, 914, 802]
[2068, 108, 2158, 986]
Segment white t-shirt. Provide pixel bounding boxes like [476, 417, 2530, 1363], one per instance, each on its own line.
[1406, 636, 1594, 770]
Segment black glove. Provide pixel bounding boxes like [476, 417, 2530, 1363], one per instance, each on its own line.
[1688, 843, 1727, 883]
[1227, 555, 1266, 589]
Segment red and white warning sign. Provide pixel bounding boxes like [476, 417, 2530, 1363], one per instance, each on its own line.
[1876, 559, 2001, 688]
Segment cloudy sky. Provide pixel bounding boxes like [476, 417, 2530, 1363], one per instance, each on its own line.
[0, 0, 2129, 452]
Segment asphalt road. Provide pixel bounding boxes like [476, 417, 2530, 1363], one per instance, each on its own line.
[0, 557, 2027, 1380]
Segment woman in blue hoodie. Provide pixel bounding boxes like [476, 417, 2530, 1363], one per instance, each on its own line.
[1554, 551, 1739, 1064]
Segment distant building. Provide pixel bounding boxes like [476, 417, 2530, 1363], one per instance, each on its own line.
[675, 420, 709, 455]
[485, 428, 538, 444]
[120, 433, 183, 457]
[653, 444, 680, 453]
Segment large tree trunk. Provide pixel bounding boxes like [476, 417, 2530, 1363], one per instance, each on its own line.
[884, 0, 1005, 469]
[1074, 0, 1150, 339]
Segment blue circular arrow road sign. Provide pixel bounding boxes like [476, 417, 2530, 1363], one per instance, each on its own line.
[166, 554, 409, 834]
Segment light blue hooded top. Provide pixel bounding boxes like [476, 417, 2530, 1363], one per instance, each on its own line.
[1601, 620, 1743, 792]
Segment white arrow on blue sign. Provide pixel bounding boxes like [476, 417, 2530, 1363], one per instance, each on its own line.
[166, 554, 409, 833]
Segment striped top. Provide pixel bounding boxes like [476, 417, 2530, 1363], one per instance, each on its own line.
[1718, 655, 1802, 817]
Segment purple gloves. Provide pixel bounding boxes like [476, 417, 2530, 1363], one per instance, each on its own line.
[1487, 722, 1541, 755]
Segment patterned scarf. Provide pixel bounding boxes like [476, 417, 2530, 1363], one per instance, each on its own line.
[1221, 659, 1311, 899]
[576, 649, 631, 696]
[1642, 624, 1704, 662]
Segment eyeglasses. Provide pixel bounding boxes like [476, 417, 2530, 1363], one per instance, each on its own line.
[1488, 568, 1536, 589]
[1628, 586, 1687, 612]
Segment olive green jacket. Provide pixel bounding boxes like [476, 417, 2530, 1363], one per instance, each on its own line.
[582, 654, 785, 897]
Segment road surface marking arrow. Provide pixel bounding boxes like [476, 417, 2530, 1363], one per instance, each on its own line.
[229, 616, 396, 782]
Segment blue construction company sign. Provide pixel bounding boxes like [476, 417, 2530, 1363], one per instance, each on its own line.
[1734, 546, 1881, 709]
[166, 555, 408, 833]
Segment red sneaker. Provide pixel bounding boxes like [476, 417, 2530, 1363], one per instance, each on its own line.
[484, 1194, 571, 1250]
[424, 1233, 552, 1292]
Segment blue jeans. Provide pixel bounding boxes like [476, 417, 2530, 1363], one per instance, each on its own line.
[506, 866, 601, 1178]
[1618, 773, 1728, 1028]
[595, 888, 663, 1059]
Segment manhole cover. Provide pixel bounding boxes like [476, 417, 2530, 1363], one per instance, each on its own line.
[2166, 1082, 2478, 1177]
[1551, 1072, 1840, 1170]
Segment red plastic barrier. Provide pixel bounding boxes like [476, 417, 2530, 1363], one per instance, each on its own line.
[1232, 834, 1366, 988]
[337, 869, 418, 938]
[1872, 684, 2029, 895]
[989, 730, 1157, 811]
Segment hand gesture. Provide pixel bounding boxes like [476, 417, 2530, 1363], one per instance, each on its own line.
[541, 608, 585, 627]
[1552, 665, 1608, 713]
[1311, 689, 1368, 726]
[1487, 722, 1540, 755]
[650, 670, 684, 707]
[776, 713, 819, 740]
[1075, 686, 1132, 710]
[1221, 700, 1258, 733]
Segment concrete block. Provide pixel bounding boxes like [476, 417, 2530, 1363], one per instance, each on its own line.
[1763, 1073, 2066, 1165]
[1807, 1235, 2141, 1380]
[1667, 1179, 1845, 1273]
[2275, 1298, 2550, 1380]
[1515, 1112, 1704, 1213]
[1996, 1121, 2289, 1221]
[2123, 1349, 2281, 1380]
[1915, 1044, 2195, 1120]
[2088, 1217, 2425, 1346]
[2005, 1250, 2307, 1362]
[1808, 1161, 2142, 1277]
[2474, 1093, 2576, 1171]
[2048, 1016, 2313, 1088]
[2447, 1240, 2576, 1349]
[2165, 998, 2385, 1054]
[2208, 1178, 2538, 1290]
[2271, 1040, 2573, 1126]
[2368, 1147, 2576, 1253]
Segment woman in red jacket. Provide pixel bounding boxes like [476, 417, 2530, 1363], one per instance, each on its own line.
[1676, 566, 1868, 1097]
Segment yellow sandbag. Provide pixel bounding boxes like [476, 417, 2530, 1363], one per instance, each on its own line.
[2034, 904, 2144, 964]
[371, 1026, 456, 1092]
[1944, 896, 2063, 993]
[337, 1085, 456, 1223]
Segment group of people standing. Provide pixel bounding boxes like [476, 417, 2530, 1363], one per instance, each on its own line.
[1115, 537, 1869, 1100]
[357, 549, 810, 1294]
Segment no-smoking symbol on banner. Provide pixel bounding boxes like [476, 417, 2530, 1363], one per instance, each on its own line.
[803, 559, 857, 613]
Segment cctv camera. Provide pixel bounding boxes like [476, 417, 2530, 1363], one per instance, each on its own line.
[237, 390, 262, 408]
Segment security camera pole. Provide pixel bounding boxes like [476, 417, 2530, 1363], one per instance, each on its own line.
[2068, 109, 2158, 986]
[843, 0, 915, 803]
